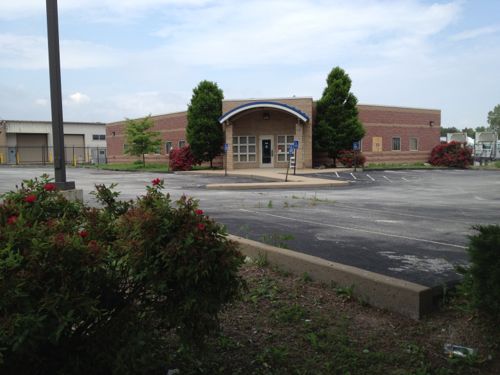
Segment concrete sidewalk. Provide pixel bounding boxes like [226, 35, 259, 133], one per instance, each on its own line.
[181, 168, 351, 189]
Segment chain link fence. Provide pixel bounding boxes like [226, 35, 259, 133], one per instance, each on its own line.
[0, 146, 107, 165]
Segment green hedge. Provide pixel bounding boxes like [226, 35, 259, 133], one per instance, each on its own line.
[461, 225, 500, 317]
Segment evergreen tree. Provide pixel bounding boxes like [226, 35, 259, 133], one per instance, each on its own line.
[124, 115, 161, 167]
[314, 67, 365, 166]
[186, 81, 224, 168]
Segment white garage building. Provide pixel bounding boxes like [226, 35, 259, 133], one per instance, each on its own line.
[0, 120, 106, 165]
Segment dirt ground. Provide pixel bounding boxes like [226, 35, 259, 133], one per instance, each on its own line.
[166, 262, 500, 374]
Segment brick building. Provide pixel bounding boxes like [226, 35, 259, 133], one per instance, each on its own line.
[106, 111, 188, 164]
[358, 105, 441, 164]
[106, 98, 441, 168]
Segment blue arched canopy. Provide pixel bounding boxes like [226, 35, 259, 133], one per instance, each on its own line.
[219, 101, 309, 123]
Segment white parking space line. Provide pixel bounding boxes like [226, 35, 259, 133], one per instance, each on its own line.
[402, 177, 410, 182]
[335, 171, 339, 178]
[366, 174, 375, 181]
[238, 209, 467, 251]
[350, 173, 357, 180]
[383, 175, 392, 182]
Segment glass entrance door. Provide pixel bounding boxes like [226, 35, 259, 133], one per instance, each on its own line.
[260, 136, 273, 167]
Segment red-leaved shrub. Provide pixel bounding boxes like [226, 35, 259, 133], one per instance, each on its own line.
[0, 174, 244, 374]
[429, 141, 472, 168]
[169, 145, 195, 171]
[337, 150, 366, 168]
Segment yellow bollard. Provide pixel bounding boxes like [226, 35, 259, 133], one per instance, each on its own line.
[0, 153, 3, 164]
[72, 155, 76, 167]
[49, 152, 53, 163]
[16, 152, 19, 165]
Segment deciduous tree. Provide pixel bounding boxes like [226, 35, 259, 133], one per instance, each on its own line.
[440, 127, 460, 137]
[487, 104, 500, 132]
[124, 115, 161, 167]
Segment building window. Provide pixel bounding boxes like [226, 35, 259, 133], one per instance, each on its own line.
[93, 134, 106, 140]
[124, 144, 128, 152]
[409, 137, 418, 151]
[392, 137, 401, 151]
[165, 141, 173, 154]
[232, 136, 256, 162]
[277, 135, 295, 162]
[112, 131, 116, 136]
[178, 140, 186, 148]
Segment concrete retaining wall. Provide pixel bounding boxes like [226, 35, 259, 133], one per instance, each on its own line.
[230, 234, 436, 320]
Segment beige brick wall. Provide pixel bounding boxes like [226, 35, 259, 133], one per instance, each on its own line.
[222, 98, 313, 169]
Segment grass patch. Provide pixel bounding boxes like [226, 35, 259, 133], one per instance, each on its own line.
[472, 160, 500, 170]
[92, 163, 223, 173]
[163, 264, 500, 374]
[95, 163, 171, 173]
[364, 162, 438, 170]
[191, 165, 223, 171]
[260, 233, 295, 249]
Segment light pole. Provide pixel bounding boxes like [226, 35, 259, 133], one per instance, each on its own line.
[46, 0, 74, 190]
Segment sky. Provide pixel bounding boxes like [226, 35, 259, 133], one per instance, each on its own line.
[0, 0, 499, 128]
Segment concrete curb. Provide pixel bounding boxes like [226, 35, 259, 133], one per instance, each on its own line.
[207, 180, 349, 190]
[230, 234, 435, 320]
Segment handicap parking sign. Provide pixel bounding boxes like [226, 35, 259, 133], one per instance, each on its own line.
[293, 140, 299, 149]
[288, 144, 295, 155]
[353, 141, 360, 151]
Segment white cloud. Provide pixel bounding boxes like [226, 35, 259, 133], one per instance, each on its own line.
[0, 34, 46, 69]
[450, 25, 500, 41]
[103, 91, 186, 120]
[34, 98, 48, 106]
[0, 0, 211, 21]
[0, 33, 124, 70]
[151, 1, 461, 67]
[68, 92, 90, 104]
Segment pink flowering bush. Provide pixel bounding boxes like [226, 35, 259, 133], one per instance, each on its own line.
[429, 141, 473, 168]
[0, 174, 244, 374]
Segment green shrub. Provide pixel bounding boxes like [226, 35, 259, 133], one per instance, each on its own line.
[0, 175, 244, 374]
[460, 225, 500, 317]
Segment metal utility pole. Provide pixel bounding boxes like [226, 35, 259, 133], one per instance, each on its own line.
[46, 0, 74, 189]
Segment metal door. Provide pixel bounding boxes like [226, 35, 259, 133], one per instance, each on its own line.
[8, 148, 16, 164]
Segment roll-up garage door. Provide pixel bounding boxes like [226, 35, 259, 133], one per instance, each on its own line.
[17, 134, 48, 164]
[64, 134, 85, 164]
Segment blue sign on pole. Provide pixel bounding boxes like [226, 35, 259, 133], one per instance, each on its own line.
[288, 145, 295, 155]
[353, 141, 360, 151]
[224, 143, 228, 152]
[293, 140, 299, 150]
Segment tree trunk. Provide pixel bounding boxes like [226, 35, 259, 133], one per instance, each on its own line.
[210, 159, 213, 169]
[142, 154, 145, 168]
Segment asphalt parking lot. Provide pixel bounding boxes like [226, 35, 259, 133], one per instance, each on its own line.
[1, 166, 499, 288]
